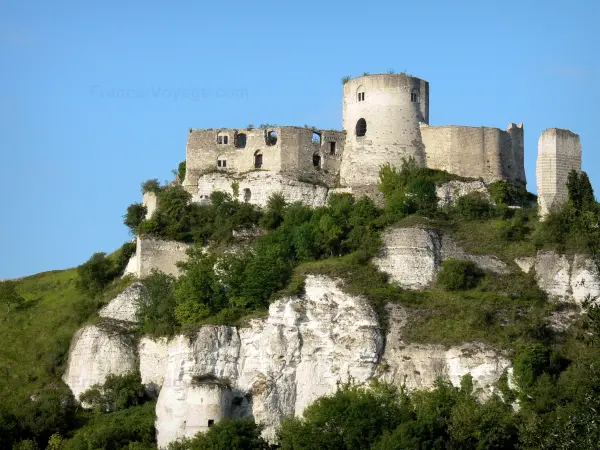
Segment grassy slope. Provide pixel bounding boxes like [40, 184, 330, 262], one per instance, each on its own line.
[0, 268, 131, 402]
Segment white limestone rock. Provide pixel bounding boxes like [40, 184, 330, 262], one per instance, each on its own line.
[373, 227, 509, 290]
[138, 337, 169, 396]
[535, 251, 600, 304]
[514, 257, 535, 274]
[122, 253, 138, 278]
[436, 180, 492, 209]
[195, 171, 328, 208]
[62, 325, 137, 402]
[155, 275, 382, 446]
[99, 282, 143, 323]
[372, 227, 442, 290]
[380, 305, 510, 397]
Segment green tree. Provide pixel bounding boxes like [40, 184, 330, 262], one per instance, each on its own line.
[75, 253, 114, 296]
[175, 247, 226, 325]
[567, 169, 595, 213]
[123, 203, 147, 234]
[0, 280, 25, 313]
[137, 271, 178, 336]
[79, 372, 149, 413]
[141, 179, 161, 194]
[436, 259, 482, 291]
[186, 419, 269, 450]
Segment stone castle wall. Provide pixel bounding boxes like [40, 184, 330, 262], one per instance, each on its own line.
[184, 126, 345, 189]
[536, 128, 581, 216]
[421, 123, 525, 184]
[340, 74, 429, 186]
[136, 237, 191, 278]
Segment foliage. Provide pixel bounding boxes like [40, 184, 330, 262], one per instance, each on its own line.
[178, 160, 186, 182]
[124, 203, 147, 234]
[454, 192, 495, 220]
[75, 242, 136, 296]
[137, 271, 178, 336]
[174, 248, 227, 325]
[141, 179, 161, 194]
[488, 180, 532, 206]
[63, 402, 156, 450]
[436, 258, 483, 291]
[341, 75, 351, 84]
[0, 280, 25, 313]
[176, 419, 270, 450]
[79, 372, 149, 413]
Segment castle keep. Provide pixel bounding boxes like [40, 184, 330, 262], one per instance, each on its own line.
[180, 72, 580, 214]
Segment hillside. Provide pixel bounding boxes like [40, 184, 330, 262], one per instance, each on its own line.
[2, 163, 600, 450]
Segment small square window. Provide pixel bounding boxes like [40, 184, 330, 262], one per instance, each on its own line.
[208, 419, 214, 427]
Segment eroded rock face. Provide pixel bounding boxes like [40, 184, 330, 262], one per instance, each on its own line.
[373, 227, 509, 290]
[64, 275, 512, 448]
[534, 251, 600, 304]
[62, 325, 137, 401]
[155, 275, 382, 446]
[99, 282, 143, 323]
[436, 180, 492, 209]
[380, 305, 510, 397]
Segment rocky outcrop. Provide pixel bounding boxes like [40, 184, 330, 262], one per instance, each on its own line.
[99, 282, 143, 323]
[436, 180, 492, 209]
[373, 227, 509, 290]
[380, 305, 510, 397]
[64, 274, 511, 448]
[62, 325, 138, 401]
[533, 251, 600, 304]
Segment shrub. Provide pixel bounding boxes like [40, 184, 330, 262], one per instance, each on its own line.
[76, 253, 114, 296]
[137, 271, 178, 336]
[140, 179, 161, 194]
[454, 192, 494, 220]
[123, 203, 147, 234]
[79, 372, 149, 413]
[488, 181, 530, 206]
[259, 192, 287, 230]
[436, 259, 482, 291]
[114, 242, 136, 275]
[177, 160, 186, 182]
[184, 419, 269, 450]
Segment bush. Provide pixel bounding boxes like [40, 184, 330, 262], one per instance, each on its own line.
[177, 160, 186, 182]
[76, 253, 115, 296]
[488, 181, 531, 206]
[137, 271, 178, 336]
[114, 242, 136, 275]
[436, 259, 482, 291]
[123, 203, 147, 234]
[140, 179, 161, 194]
[79, 372, 149, 413]
[184, 419, 269, 450]
[454, 192, 494, 220]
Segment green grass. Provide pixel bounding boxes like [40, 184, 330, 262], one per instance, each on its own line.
[0, 268, 133, 403]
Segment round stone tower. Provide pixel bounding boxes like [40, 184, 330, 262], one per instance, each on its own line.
[340, 73, 429, 186]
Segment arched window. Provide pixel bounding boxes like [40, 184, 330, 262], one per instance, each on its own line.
[313, 153, 321, 168]
[312, 132, 322, 144]
[243, 188, 251, 202]
[217, 131, 229, 145]
[266, 130, 277, 146]
[217, 154, 227, 169]
[410, 89, 419, 103]
[356, 118, 367, 137]
[357, 86, 365, 102]
[254, 150, 263, 169]
[234, 132, 247, 148]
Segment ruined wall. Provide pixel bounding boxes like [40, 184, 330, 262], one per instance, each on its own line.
[183, 384, 232, 438]
[536, 128, 581, 217]
[184, 126, 344, 190]
[340, 73, 429, 186]
[421, 123, 525, 184]
[136, 237, 191, 278]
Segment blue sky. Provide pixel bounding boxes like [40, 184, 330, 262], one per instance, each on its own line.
[1, 0, 598, 278]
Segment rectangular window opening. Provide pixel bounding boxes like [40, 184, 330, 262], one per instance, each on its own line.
[208, 419, 214, 427]
[329, 141, 336, 155]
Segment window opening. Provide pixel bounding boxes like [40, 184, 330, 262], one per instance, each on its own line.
[217, 132, 229, 145]
[329, 141, 336, 155]
[312, 132, 322, 144]
[243, 188, 251, 202]
[208, 420, 214, 428]
[234, 133, 247, 148]
[356, 119, 367, 137]
[254, 151, 263, 169]
[410, 89, 419, 103]
[266, 130, 278, 146]
[313, 153, 321, 168]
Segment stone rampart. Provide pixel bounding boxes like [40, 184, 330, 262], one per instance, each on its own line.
[136, 237, 191, 278]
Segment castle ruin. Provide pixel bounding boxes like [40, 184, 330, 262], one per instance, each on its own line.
[175, 72, 580, 215]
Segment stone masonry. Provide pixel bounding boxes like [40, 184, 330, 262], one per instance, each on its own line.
[536, 128, 582, 217]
